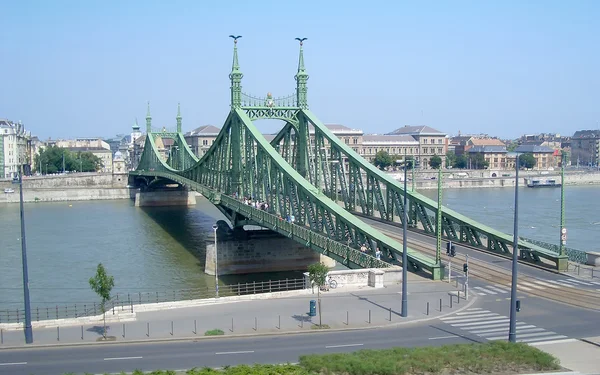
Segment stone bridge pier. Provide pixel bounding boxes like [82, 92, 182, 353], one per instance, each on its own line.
[205, 222, 335, 275]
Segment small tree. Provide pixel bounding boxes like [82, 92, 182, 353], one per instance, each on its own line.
[307, 262, 329, 327]
[519, 153, 536, 169]
[374, 150, 393, 170]
[89, 263, 115, 338]
[429, 155, 443, 169]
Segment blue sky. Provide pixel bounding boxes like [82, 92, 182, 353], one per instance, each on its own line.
[1, 0, 598, 140]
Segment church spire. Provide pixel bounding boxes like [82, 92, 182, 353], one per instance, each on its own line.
[228, 35, 243, 108]
[176, 103, 182, 133]
[294, 38, 309, 109]
[145, 102, 152, 133]
[133, 118, 140, 131]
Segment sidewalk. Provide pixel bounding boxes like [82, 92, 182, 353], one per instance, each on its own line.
[531, 336, 600, 375]
[0, 281, 473, 348]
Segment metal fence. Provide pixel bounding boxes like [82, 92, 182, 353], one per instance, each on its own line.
[0, 278, 306, 324]
[520, 237, 588, 264]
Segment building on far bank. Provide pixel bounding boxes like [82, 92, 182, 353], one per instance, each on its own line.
[0, 118, 32, 178]
[571, 130, 600, 167]
[467, 145, 508, 170]
[46, 138, 114, 173]
[386, 125, 448, 169]
[184, 125, 220, 158]
[514, 144, 559, 170]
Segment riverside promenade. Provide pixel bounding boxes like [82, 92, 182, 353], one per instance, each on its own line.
[0, 279, 471, 347]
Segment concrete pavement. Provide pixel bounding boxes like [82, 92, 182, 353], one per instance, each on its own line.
[0, 280, 472, 348]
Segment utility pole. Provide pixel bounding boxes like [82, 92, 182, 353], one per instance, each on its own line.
[62, 152, 65, 173]
[559, 151, 566, 256]
[13, 166, 33, 343]
[436, 166, 443, 265]
[508, 153, 520, 343]
[401, 150, 408, 317]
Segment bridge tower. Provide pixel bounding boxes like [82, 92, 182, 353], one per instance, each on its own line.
[294, 38, 310, 180]
[145, 102, 152, 133]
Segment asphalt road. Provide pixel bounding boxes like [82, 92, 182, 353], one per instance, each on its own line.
[0, 323, 476, 375]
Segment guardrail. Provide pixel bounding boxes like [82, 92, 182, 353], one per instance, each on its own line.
[0, 278, 306, 324]
[520, 237, 588, 264]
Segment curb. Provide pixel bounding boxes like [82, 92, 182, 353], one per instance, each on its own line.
[0, 296, 479, 350]
[580, 338, 600, 348]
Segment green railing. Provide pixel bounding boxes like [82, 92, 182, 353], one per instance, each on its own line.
[520, 237, 588, 264]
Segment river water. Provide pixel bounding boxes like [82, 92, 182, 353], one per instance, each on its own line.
[0, 185, 597, 309]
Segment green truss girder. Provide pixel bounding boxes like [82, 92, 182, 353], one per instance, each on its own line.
[268, 109, 567, 271]
[132, 108, 442, 279]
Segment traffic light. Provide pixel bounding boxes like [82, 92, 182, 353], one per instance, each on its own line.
[463, 263, 468, 273]
[446, 241, 452, 255]
[516, 300, 521, 312]
[450, 245, 456, 257]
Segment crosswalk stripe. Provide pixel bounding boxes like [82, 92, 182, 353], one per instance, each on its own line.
[518, 335, 567, 343]
[451, 319, 510, 328]
[441, 313, 499, 320]
[467, 322, 523, 331]
[590, 281, 600, 286]
[548, 280, 575, 288]
[529, 338, 577, 346]
[516, 284, 533, 291]
[532, 280, 560, 288]
[474, 287, 497, 294]
[521, 282, 546, 290]
[441, 315, 502, 324]
[476, 292, 486, 295]
[487, 286, 510, 293]
[487, 331, 558, 341]
[466, 308, 483, 311]
[479, 328, 546, 337]
[471, 324, 534, 334]
[455, 310, 491, 316]
[564, 279, 593, 286]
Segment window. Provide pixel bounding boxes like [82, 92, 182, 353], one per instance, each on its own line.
[202, 140, 208, 146]
[345, 138, 349, 144]
[438, 139, 443, 144]
[423, 139, 428, 144]
[437, 147, 442, 154]
[353, 138, 358, 144]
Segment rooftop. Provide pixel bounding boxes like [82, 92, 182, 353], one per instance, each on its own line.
[386, 125, 445, 136]
[514, 144, 555, 153]
[362, 134, 419, 144]
[468, 145, 507, 153]
[185, 125, 221, 137]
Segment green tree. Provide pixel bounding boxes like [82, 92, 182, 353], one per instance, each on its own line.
[468, 153, 489, 169]
[454, 155, 468, 169]
[445, 151, 457, 168]
[34, 146, 104, 174]
[429, 155, 443, 169]
[507, 142, 518, 152]
[307, 262, 330, 327]
[89, 263, 115, 338]
[373, 150, 393, 170]
[519, 153, 536, 169]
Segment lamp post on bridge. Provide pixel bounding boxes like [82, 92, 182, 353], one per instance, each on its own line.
[508, 153, 521, 343]
[401, 150, 409, 317]
[12, 166, 33, 344]
[213, 224, 219, 298]
[559, 150, 567, 257]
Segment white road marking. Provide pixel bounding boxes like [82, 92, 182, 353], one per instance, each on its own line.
[471, 324, 536, 334]
[564, 279, 593, 286]
[548, 280, 575, 288]
[529, 338, 577, 346]
[442, 315, 503, 324]
[428, 335, 457, 340]
[215, 350, 255, 355]
[488, 285, 510, 293]
[0, 362, 27, 366]
[441, 313, 499, 321]
[487, 331, 554, 340]
[474, 287, 497, 295]
[455, 309, 492, 316]
[521, 282, 545, 290]
[103, 357, 143, 361]
[518, 335, 568, 343]
[451, 319, 510, 328]
[590, 281, 600, 285]
[325, 343, 364, 348]
[532, 280, 560, 288]
[466, 308, 482, 311]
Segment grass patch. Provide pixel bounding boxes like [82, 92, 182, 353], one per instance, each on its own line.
[310, 324, 330, 330]
[299, 341, 560, 374]
[204, 329, 225, 336]
[66, 342, 560, 375]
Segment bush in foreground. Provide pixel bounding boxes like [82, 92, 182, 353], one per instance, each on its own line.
[299, 341, 560, 375]
[204, 329, 225, 336]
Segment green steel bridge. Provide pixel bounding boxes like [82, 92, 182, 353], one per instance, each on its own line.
[130, 37, 567, 280]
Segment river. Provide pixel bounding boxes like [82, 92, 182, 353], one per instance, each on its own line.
[0, 185, 597, 310]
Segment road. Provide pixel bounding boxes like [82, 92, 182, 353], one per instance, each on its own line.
[0, 323, 475, 375]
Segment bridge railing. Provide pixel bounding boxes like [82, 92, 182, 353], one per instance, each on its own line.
[0, 279, 307, 324]
[520, 237, 588, 264]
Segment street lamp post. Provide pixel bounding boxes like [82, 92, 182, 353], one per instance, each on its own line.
[401, 151, 409, 317]
[12, 167, 33, 344]
[212, 224, 219, 298]
[559, 151, 566, 256]
[508, 154, 520, 343]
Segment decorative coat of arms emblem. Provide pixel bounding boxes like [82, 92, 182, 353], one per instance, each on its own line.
[266, 92, 274, 107]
